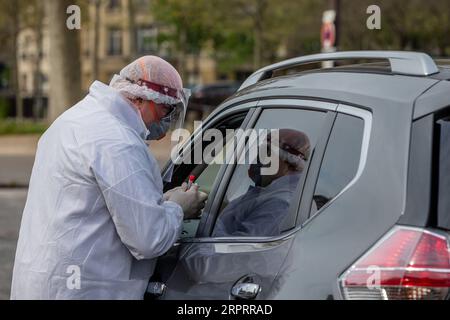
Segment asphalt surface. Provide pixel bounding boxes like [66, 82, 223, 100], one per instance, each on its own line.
[0, 189, 27, 300]
[0, 153, 34, 299]
[0, 156, 35, 187]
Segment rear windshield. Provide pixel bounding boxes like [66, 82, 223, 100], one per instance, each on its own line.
[436, 117, 450, 230]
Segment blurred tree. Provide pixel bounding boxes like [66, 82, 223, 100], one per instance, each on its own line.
[45, 0, 82, 122]
[0, 0, 77, 122]
[111, 0, 450, 85]
[151, 0, 317, 77]
[27, 0, 45, 121]
[0, 0, 30, 122]
[279, 0, 325, 57]
[90, 0, 102, 81]
[128, 0, 137, 60]
[210, 0, 331, 74]
[210, 0, 270, 71]
[151, 0, 212, 79]
[339, 0, 450, 55]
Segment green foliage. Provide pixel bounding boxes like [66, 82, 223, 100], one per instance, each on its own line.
[0, 119, 48, 135]
[151, 0, 212, 54]
[150, 0, 450, 77]
[211, 31, 254, 73]
[0, 98, 11, 119]
[149, 0, 338, 74]
[339, 0, 450, 55]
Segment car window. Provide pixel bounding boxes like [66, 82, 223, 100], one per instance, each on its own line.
[436, 117, 450, 230]
[211, 108, 327, 238]
[165, 112, 249, 239]
[311, 113, 364, 214]
[165, 113, 247, 190]
[193, 136, 235, 195]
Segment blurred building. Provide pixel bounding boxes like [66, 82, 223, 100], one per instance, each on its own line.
[16, 0, 218, 118]
[17, 28, 49, 98]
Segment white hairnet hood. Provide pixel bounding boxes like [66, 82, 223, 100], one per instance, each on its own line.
[109, 55, 191, 107]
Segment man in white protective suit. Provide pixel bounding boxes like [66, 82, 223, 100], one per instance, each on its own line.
[10, 56, 207, 300]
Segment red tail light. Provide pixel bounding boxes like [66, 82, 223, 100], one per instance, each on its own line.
[340, 227, 450, 300]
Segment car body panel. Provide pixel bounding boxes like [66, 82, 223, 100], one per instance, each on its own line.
[157, 237, 294, 300]
[270, 103, 408, 299]
[414, 80, 450, 119]
[228, 72, 438, 110]
[152, 66, 446, 300]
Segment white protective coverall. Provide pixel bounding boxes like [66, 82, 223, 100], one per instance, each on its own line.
[10, 81, 183, 299]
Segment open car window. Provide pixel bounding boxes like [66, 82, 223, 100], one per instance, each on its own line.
[211, 108, 328, 238]
[164, 111, 251, 239]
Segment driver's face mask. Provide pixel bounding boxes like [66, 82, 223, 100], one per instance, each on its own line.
[248, 161, 264, 187]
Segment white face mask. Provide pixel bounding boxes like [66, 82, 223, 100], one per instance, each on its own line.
[137, 108, 171, 141]
[146, 117, 171, 140]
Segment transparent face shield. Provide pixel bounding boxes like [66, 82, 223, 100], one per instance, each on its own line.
[164, 88, 190, 133]
[159, 88, 191, 182]
[112, 75, 191, 182]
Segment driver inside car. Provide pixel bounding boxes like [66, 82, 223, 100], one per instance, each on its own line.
[213, 129, 311, 237]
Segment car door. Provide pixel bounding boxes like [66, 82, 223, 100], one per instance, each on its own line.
[148, 99, 337, 300]
[270, 105, 372, 299]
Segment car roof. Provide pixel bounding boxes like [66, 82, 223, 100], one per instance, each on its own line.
[282, 61, 450, 81]
[211, 61, 448, 121]
[230, 69, 435, 102]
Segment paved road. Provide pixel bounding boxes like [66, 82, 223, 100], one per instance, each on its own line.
[0, 156, 35, 187]
[0, 189, 27, 300]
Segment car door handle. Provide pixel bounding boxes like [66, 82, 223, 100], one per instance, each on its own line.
[231, 282, 261, 300]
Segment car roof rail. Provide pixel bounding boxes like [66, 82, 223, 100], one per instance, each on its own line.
[238, 51, 440, 91]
